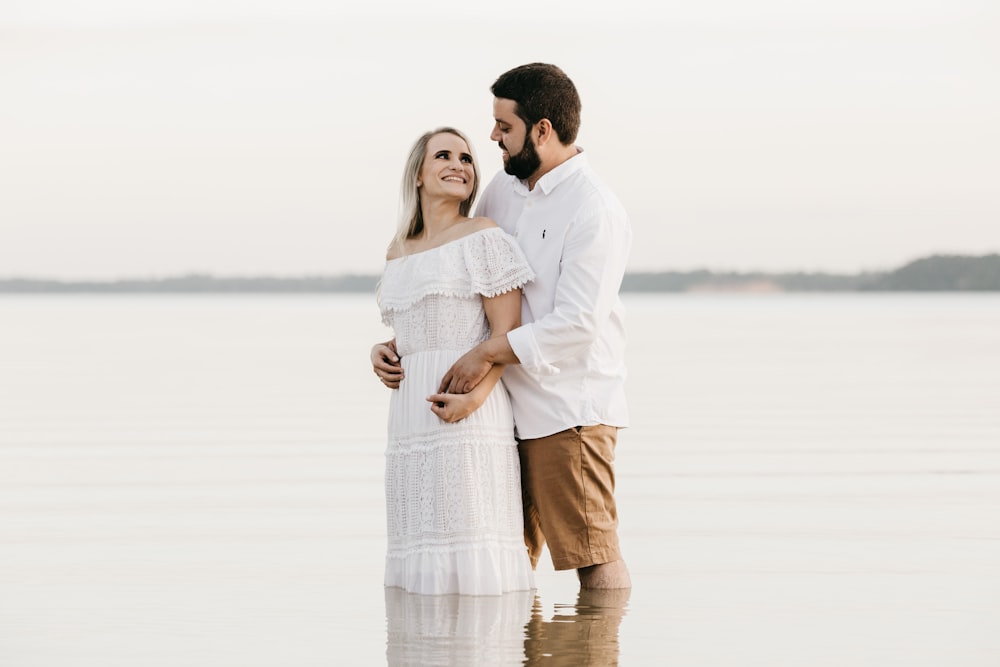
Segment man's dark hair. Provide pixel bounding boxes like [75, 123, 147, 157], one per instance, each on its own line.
[491, 63, 581, 145]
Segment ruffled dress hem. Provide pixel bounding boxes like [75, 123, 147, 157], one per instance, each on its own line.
[385, 544, 535, 596]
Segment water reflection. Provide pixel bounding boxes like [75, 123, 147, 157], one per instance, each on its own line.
[385, 588, 533, 666]
[384, 587, 630, 666]
[523, 588, 630, 666]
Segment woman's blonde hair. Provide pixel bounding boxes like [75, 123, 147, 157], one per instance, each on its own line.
[392, 127, 479, 248]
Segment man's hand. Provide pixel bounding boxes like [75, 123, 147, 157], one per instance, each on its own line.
[371, 339, 403, 389]
[426, 392, 480, 423]
[438, 346, 492, 395]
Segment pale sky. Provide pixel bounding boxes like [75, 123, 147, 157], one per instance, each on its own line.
[2, 0, 998, 279]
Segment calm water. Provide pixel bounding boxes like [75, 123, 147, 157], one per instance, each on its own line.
[1, 293, 998, 666]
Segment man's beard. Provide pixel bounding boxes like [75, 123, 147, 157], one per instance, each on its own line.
[502, 136, 541, 180]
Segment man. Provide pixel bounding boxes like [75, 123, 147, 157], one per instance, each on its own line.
[373, 63, 632, 589]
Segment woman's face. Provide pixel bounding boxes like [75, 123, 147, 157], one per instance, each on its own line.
[418, 132, 475, 203]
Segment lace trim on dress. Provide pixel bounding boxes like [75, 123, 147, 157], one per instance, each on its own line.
[388, 425, 516, 454]
[386, 535, 529, 557]
[378, 228, 534, 317]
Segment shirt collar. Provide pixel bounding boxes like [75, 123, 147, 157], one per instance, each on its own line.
[512, 147, 587, 196]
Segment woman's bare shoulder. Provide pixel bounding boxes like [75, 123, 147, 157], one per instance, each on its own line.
[468, 216, 499, 231]
[385, 239, 405, 261]
[448, 217, 499, 244]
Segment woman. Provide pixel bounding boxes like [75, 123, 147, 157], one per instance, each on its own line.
[376, 127, 535, 595]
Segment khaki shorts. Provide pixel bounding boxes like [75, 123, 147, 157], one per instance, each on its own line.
[518, 424, 622, 571]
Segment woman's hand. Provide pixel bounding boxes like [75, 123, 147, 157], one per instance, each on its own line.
[426, 391, 484, 423]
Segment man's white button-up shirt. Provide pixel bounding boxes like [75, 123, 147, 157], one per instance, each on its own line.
[476, 151, 631, 440]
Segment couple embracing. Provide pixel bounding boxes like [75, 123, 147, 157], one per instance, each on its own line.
[371, 63, 632, 595]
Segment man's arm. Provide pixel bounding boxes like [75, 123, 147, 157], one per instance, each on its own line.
[440, 206, 630, 392]
[437, 333, 520, 395]
[436, 289, 522, 397]
[371, 339, 403, 388]
[508, 205, 630, 371]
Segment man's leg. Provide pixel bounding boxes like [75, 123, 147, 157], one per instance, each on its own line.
[518, 425, 630, 587]
[518, 441, 545, 569]
[578, 559, 631, 589]
[575, 424, 630, 588]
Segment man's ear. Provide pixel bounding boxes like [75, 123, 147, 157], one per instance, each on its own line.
[535, 118, 556, 147]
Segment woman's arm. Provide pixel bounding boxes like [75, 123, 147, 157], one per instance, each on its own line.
[427, 289, 521, 423]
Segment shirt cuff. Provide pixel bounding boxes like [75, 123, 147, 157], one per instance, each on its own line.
[507, 325, 560, 376]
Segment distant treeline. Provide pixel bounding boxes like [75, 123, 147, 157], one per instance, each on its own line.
[0, 274, 378, 294]
[2, 254, 998, 293]
[624, 254, 1000, 292]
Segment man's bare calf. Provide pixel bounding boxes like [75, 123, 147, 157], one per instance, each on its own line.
[578, 559, 631, 589]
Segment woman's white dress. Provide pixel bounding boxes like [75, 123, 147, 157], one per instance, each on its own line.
[377, 227, 535, 595]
